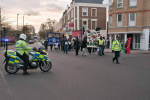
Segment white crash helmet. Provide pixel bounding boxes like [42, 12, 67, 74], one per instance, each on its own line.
[19, 34, 27, 40]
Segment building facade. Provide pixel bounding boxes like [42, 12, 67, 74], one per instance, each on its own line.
[108, 0, 150, 50]
[57, 0, 107, 34]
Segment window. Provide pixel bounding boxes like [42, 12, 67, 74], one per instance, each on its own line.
[129, 0, 137, 7]
[117, 0, 123, 8]
[109, 16, 112, 27]
[91, 19, 97, 30]
[135, 34, 141, 49]
[82, 8, 88, 16]
[82, 19, 88, 30]
[117, 14, 123, 26]
[129, 13, 136, 26]
[91, 8, 97, 17]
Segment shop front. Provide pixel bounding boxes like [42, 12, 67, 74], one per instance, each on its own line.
[109, 32, 142, 50]
[109, 29, 150, 51]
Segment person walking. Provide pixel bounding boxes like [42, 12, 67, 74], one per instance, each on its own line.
[112, 37, 122, 64]
[68, 40, 72, 51]
[102, 37, 106, 55]
[106, 38, 110, 48]
[50, 44, 53, 51]
[74, 37, 80, 56]
[81, 37, 87, 56]
[64, 39, 69, 54]
[98, 36, 105, 56]
[54, 42, 59, 51]
[44, 39, 48, 50]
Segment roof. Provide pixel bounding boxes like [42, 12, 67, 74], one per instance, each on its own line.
[74, 0, 104, 4]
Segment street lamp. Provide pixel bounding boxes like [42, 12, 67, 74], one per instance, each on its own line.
[22, 14, 29, 34]
[23, 15, 25, 29]
[17, 13, 19, 30]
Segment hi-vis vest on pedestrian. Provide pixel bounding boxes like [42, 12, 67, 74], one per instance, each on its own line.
[98, 39, 105, 45]
[16, 40, 32, 55]
[112, 40, 121, 51]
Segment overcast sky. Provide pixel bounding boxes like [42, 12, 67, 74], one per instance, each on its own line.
[0, 0, 108, 32]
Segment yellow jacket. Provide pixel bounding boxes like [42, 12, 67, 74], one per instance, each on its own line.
[112, 40, 121, 51]
[16, 40, 32, 55]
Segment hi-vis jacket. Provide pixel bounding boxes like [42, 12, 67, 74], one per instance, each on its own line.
[98, 39, 105, 45]
[112, 40, 122, 51]
[16, 40, 32, 55]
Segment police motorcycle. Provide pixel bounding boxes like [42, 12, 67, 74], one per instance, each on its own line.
[4, 47, 52, 74]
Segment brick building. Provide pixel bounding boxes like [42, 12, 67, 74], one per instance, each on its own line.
[57, 0, 107, 35]
[108, 0, 150, 50]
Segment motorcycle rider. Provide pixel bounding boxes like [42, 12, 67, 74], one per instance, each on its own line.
[16, 34, 32, 75]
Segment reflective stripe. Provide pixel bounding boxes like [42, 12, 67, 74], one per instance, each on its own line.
[16, 40, 32, 55]
[112, 40, 121, 51]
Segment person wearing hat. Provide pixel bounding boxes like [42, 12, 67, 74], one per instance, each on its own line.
[16, 34, 32, 75]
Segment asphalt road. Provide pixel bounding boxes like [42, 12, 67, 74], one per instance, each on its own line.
[0, 48, 150, 100]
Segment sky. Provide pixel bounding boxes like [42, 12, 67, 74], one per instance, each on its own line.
[0, 0, 108, 32]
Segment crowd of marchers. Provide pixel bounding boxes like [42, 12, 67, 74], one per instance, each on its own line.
[42, 36, 107, 56]
[42, 36, 122, 64]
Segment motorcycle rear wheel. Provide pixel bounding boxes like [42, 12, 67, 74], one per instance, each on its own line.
[5, 63, 19, 74]
[40, 61, 52, 72]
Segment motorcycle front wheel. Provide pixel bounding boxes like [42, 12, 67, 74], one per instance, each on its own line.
[5, 63, 19, 74]
[39, 61, 52, 72]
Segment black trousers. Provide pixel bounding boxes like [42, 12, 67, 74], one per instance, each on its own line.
[50, 45, 53, 51]
[75, 48, 79, 56]
[44, 45, 48, 50]
[99, 45, 103, 56]
[102, 46, 105, 55]
[88, 47, 92, 54]
[17, 53, 29, 72]
[113, 51, 120, 63]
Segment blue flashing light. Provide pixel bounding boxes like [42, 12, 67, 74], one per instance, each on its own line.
[3, 38, 9, 42]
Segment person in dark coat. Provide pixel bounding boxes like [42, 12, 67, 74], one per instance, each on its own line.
[81, 37, 87, 56]
[44, 40, 48, 50]
[74, 37, 80, 56]
[64, 39, 69, 54]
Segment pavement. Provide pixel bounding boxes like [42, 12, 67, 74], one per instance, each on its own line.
[104, 49, 150, 54]
[0, 44, 150, 100]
